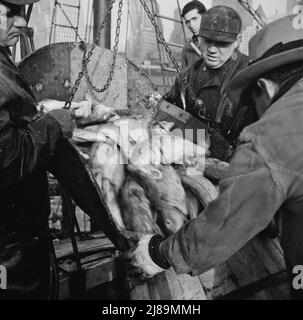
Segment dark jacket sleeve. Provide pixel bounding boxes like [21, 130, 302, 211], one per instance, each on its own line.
[158, 141, 287, 275]
[0, 112, 63, 187]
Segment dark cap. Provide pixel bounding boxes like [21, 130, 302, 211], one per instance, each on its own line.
[1, 0, 39, 5]
[199, 6, 242, 43]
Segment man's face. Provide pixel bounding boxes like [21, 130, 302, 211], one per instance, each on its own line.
[183, 9, 202, 36]
[199, 36, 239, 69]
[0, 2, 27, 47]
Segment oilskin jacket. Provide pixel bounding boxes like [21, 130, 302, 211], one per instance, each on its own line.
[164, 50, 250, 160]
[160, 78, 303, 298]
[0, 48, 65, 299]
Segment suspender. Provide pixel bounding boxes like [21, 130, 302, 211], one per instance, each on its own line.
[189, 41, 202, 57]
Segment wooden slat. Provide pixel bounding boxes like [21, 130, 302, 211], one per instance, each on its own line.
[130, 283, 151, 300]
[130, 269, 207, 300]
[200, 236, 290, 300]
[166, 269, 206, 300]
[148, 273, 172, 300]
[58, 256, 117, 300]
[177, 274, 207, 300]
[217, 270, 288, 300]
[202, 263, 238, 300]
[54, 236, 115, 259]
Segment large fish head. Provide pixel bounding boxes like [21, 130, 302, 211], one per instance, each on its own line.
[114, 118, 150, 144]
[160, 206, 187, 236]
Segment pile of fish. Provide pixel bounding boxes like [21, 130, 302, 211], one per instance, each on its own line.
[38, 98, 220, 239]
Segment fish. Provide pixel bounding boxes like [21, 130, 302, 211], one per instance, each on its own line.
[180, 173, 219, 209]
[37, 98, 116, 126]
[77, 103, 116, 126]
[127, 164, 188, 236]
[185, 189, 201, 220]
[76, 117, 151, 159]
[151, 121, 175, 135]
[72, 128, 108, 144]
[113, 117, 151, 158]
[72, 123, 121, 150]
[204, 158, 230, 180]
[89, 141, 126, 231]
[130, 133, 208, 169]
[155, 165, 188, 236]
[118, 175, 163, 235]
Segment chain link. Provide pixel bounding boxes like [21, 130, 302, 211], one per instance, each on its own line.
[64, 0, 118, 109]
[84, 0, 124, 93]
[139, 0, 207, 120]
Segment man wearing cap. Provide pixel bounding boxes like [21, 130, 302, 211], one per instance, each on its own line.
[164, 6, 250, 161]
[0, 0, 75, 299]
[181, 0, 206, 69]
[126, 15, 303, 299]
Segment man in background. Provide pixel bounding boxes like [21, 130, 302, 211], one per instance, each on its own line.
[165, 6, 250, 161]
[181, 0, 206, 69]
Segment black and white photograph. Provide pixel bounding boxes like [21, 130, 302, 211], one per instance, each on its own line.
[0, 0, 303, 305]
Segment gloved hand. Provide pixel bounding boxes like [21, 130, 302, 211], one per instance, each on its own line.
[124, 235, 168, 281]
[48, 109, 76, 139]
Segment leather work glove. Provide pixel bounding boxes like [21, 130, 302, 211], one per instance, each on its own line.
[48, 109, 76, 139]
[123, 235, 169, 281]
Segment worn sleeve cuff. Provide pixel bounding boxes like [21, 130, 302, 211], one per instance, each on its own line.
[148, 235, 170, 270]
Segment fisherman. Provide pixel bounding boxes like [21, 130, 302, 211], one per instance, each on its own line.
[181, 0, 206, 69]
[126, 15, 303, 300]
[0, 0, 76, 299]
[164, 6, 251, 161]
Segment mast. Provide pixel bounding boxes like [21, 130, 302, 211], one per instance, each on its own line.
[93, 0, 111, 49]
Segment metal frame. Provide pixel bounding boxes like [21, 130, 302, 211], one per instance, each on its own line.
[49, 0, 82, 44]
[149, 0, 187, 92]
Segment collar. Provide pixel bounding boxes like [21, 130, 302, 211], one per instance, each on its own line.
[198, 52, 239, 89]
[191, 35, 200, 47]
[0, 47, 36, 102]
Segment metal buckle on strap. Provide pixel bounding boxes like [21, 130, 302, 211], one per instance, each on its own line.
[198, 109, 221, 130]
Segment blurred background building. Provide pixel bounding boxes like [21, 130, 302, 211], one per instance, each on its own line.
[26, 0, 290, 90]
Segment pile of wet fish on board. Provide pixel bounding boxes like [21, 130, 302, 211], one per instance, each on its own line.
[38, 97, 225, 240]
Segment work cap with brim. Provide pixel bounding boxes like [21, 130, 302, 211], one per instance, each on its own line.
[199, 6, 242, 43]
[1, 0, 39, 5]
[228, 14, 303, 104]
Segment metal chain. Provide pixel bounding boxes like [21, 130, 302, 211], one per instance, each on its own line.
[64, 0, 117, 109]
[84, 0, 124, 93]
[238, 0, 266, 27]
[139, 0, 207, 119]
